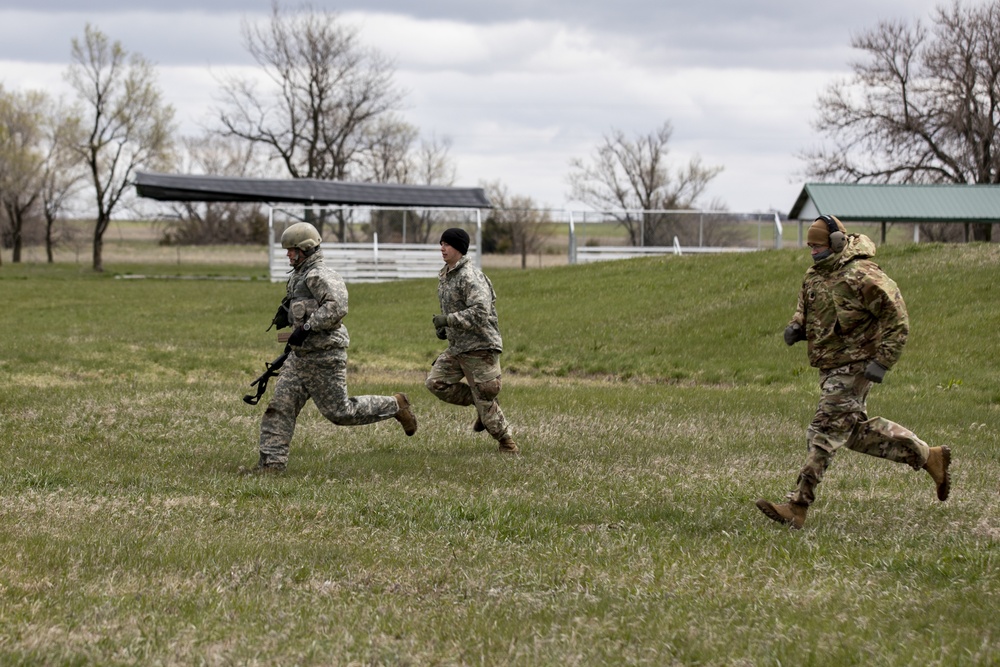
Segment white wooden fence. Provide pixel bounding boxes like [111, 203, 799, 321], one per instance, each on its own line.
[574, 243, 761, 264]
[269, 241, 476, 283]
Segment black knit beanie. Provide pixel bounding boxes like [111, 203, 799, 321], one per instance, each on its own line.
[440, 228, 470, 255]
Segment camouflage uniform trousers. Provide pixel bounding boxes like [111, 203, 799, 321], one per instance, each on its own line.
[259, 348, 398, 466]
[789, 360, 930, 506]
[425, 349, 510, 441]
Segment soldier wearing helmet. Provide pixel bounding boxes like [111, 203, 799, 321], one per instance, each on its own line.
[247, 222, 418, 473]
[755, 215, 951, 529]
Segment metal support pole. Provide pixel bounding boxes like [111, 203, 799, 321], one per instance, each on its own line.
[568, 210, 577, 265]
[475, 209, 483, 269]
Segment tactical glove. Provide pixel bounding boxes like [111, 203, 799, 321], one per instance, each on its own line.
[436, 327, 448, 340]
[432, 314, 449, 329]
[864, 360, 887, 383]
[267, 297, 291, 331]
[287, 325, 310, 347]
[783, 323, 805, 346]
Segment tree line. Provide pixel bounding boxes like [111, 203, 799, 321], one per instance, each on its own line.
[3, 0, 999, 270]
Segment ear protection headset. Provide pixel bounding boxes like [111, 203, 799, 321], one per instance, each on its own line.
[817, 214, 846, 252]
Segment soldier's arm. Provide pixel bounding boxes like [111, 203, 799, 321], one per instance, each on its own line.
[304, 272, 348, 331]
[446, 273, 492, 330]
[861, 274, 909, 368]
[789, 283, 807, 329]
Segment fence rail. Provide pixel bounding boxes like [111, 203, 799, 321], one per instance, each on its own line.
[575, 244, 761, 263]
[269, 242, 477, 283]
[267, 206, 781, 282]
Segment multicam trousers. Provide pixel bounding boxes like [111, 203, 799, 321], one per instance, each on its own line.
[259, 348, 398, 466]
[789, 360, 931, 506]
[425, 348, 511, 442]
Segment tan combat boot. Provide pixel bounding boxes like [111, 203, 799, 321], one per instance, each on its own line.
[923, 446, 951, 501]
[755, 499, 807, 529]
[498, 435, 519, 454]
[394, 393, 418, 436]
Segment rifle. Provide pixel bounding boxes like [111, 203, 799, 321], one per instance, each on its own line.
[243, 344, 291, 405]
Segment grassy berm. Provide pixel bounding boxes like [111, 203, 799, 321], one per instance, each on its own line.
[0, 243, 997, 666]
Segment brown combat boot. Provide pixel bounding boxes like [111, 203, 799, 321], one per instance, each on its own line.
[498, 435, 519, 454]
[923, 446, 951, 501]
[755, 499, 807, 529]
[394, 393, 418, 436]
[472, 413, 486, 432]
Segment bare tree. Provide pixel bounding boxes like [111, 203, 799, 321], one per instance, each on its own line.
[66, 24, 175, 271]
[356, 126, 458, 243]
[569, 122, 722, 246]
[482, 180, 553, 269]
[359, 114, 418, 184]
[216, 1, 405, 241]
[803, 1, 1000, 241]
[0, 87, 47, 263]
[38, 97, 86, 263]
[405, 134, 459, 244]
[161, 134, 269, 245]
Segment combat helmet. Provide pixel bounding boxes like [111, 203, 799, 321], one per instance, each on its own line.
[281, 222, 322, 252]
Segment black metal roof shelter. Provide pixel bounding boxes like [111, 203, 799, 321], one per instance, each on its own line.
[134, 171, 492, 208]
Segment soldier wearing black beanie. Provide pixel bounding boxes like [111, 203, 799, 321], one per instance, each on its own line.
[428, 226, 518, 453]
[440, 228, 470, 255]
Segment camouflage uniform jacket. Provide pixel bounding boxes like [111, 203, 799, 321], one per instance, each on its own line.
[285, 250, 351, 352]
[437, 256, 503, 354]
[789, 234, 909, 371]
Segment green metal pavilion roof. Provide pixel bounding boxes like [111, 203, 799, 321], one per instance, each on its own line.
[789, 183, 1000, 222]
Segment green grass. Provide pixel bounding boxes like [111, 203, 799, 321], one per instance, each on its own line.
[0, 244, 998, 665]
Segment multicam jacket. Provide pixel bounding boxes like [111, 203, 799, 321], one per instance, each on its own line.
[789, 234, 909, 371]
[437, 256, 503, 354]
[285, 250, 350, 352]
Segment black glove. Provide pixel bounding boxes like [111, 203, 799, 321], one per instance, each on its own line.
[436, 327, 448, 340]
[783, 323, 805, 346]
[267, 297, 291, 331]
[864, 360, 887, 383]
[287, 325, 310, 347]
[432, 314, 449, 329]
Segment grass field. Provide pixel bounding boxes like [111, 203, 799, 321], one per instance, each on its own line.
[1, 242, 998, 665]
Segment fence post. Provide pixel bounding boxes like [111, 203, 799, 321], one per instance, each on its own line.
[568, 210, 577, 265]
[268, 206, 275, 279]
[475, 209, 483, 269]
[774, 212, 783, 250]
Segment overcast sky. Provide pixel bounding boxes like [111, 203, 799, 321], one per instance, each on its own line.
[0, 0, 955, 213]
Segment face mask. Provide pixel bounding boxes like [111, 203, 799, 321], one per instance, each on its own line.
[812, 248, 832, 263]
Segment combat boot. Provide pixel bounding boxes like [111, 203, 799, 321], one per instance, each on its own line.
[472, 413, 486, 432]
[239, 453, 286, 475]
[498, 435, 519, 454]
[923, 446, 951, 501]
[394, 393, 418, 436]
[755, 499, 807, 529]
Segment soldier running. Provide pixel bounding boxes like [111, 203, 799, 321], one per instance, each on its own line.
[756, 215, 951, 528]
[246, 222, 417, 473]
[426, 228, 518, 454]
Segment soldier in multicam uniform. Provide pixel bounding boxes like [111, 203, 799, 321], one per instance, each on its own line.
[756, 215, 951, 529]
[426, 228, 518, 454]
[247, 222, 418, 473]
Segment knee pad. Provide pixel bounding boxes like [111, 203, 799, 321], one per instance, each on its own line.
[475, 377, 502, 402]
[426, 378, 448, 394]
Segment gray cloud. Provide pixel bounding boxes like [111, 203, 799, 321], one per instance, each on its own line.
[0, 0, 945, 68]
[0, 0, 957, 211]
